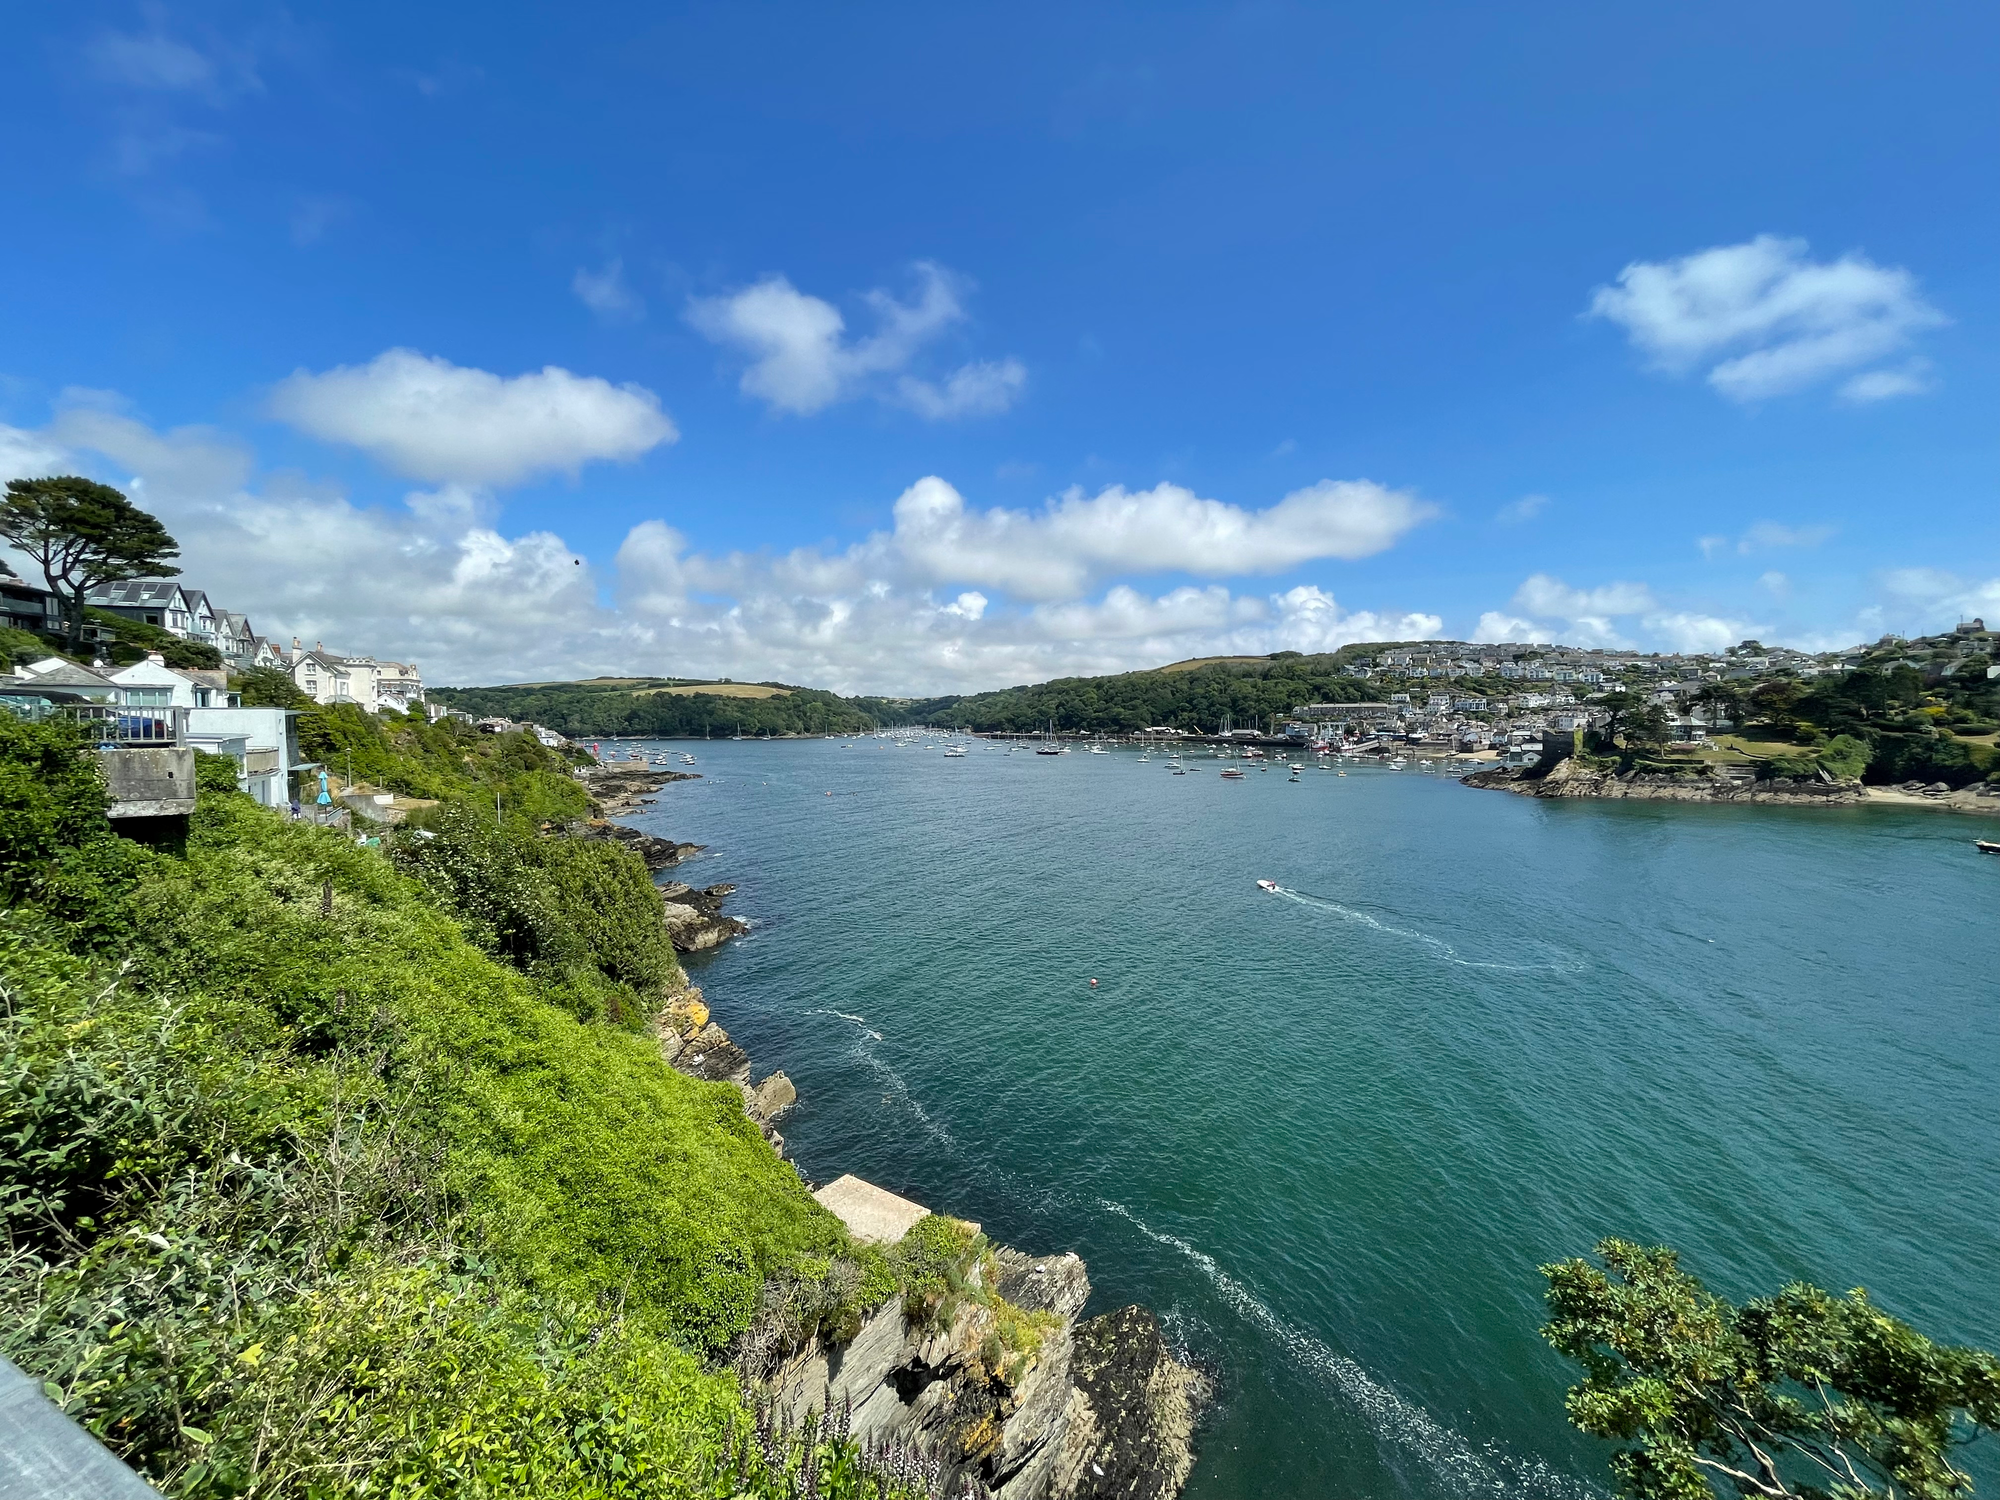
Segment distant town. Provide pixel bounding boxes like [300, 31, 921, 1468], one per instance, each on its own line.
[1215, 631, 2000, 763]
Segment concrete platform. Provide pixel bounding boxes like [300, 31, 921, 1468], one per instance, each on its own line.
[812, 1174, 931, 1245]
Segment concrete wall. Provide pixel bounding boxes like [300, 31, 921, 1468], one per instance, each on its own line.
[95, 747, 196, 818]
[0, 1357, 161, 1497]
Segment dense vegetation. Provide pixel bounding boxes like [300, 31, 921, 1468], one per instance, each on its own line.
[909, 648, 1389, 734]
[431, 680, 891, 739]
[0, 712, 977, 1496]
[1713, 666, 1999, 787]
[1543, 1240, 1997, 1500]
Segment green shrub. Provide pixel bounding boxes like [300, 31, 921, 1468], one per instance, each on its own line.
[0, 713, 938, 1496]
[0, 624, 50, 672]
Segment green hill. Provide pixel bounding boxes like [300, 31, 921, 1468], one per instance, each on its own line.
[906, 645, 1399, 734]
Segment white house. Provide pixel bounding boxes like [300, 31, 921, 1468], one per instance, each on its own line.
[186, 706, 304, 809]
[109, 656, 231, 709]
[287, 641, 424, 713]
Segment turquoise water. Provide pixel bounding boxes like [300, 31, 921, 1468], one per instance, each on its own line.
[622, 738, 2000, 1500]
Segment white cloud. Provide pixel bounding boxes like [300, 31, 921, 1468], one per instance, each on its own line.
[4, 394, 1448, 691]
[1645, 612, 1751, 654]
[1700, 521, 1837, 559]
[268, 348, 677, 487]
[1495, 494, 1548, 525]
[688, 263, 1024, 419]
[1514, 574, 1656, 619]
[1589, 234, 1945, 403]
[1877, 568, 2000, 636]
[573, 259, 644, 321]
[3, 407, 614, 683]
[1486, 573, 1769, 654]
[888, 475, 1436, 601]
[87, 17, 262, 101]
[1839, 359, 1935, 404]
[0, 424, 70, 482]
[1759, 571, 1790, 598]
[897, 358, 1027, 419]
[1472, 611, 1539, 644]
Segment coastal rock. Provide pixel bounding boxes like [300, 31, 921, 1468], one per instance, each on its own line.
[1463, 759, 1864, 805]
[597, 821, 704, 871]
[1053, 1306, 1212, 1500]
[764, 1227, 1203, 1500]
[660, 882, 753, 953]
[674, 1021, 751, 1085]
[580, 763, 701, 819]
[745, 1070, 797, 1124]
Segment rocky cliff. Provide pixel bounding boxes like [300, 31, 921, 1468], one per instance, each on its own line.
[652, 995, 1208, 1499]
[1464, 757, 1865, 804]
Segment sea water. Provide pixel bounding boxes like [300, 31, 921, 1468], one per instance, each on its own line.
[620, 739, 1999, 1500]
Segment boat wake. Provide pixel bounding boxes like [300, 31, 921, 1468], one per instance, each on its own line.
[1097, 1199, 1597, 1500]
[1269, 888, 1585, 975]
[805, 1006, 883, 1041]
[805, 1007, 958, 1149]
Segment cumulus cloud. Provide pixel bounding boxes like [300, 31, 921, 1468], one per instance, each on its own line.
[1514, 574, 1656, 619]
[268, 348, 676, 486]
[573, 258, 644, 321]
[889, 475, 1436, 600]
[1877, 568, 2000, 636]
[2, 399, 1444, 691]
[688, 263, 1024, 419]
[2, 405, 615, 683]
[1471, 611, 1539, 644]
[1589, 235, 1945, 403]
[1482, 572, 1762, 654]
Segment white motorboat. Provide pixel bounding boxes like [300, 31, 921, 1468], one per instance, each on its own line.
[1256, 879, 1281, 892]
[943, 745, 968, 758]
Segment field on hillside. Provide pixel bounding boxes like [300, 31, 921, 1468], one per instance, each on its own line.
[637, 683, 791, 699]
[1152, 655, 1272, 673]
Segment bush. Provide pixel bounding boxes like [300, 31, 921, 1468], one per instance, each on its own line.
[0, 718, 894, 1494]
[0, 624, 51, 672]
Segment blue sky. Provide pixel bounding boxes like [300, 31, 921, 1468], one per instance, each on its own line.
[2, 2, 1995, 690]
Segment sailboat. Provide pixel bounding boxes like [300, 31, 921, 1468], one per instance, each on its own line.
[1035, 719, 1063, 755]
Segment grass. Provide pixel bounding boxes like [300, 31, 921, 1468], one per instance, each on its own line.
[637, 683, 792, 699]
[1149, 655, 1272, 674]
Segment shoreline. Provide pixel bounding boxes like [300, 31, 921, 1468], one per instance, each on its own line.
[578, 758, 1210, 1499]
[1461, 757, 2000, 816]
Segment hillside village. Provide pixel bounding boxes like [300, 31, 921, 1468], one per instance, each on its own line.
[1269, 630, 2000, 762]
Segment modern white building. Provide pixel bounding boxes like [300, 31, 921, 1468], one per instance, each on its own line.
[186, 706, 304, 808]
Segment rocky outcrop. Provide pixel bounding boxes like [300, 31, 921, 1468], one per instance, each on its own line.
[659, 881, 751, 952]
[763, 1241, 1203, 1500]
[580, 763, 699, 818]
[1464, 757, 1865, 805]
[1054, 1307, 1211, 1500]
[588, 819, 705, 872]
[656, 988, 791, 1153]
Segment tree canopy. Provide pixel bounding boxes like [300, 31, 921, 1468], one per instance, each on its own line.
[1543, 1240, 2000, 1500]
[0, 476, 180, 652]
